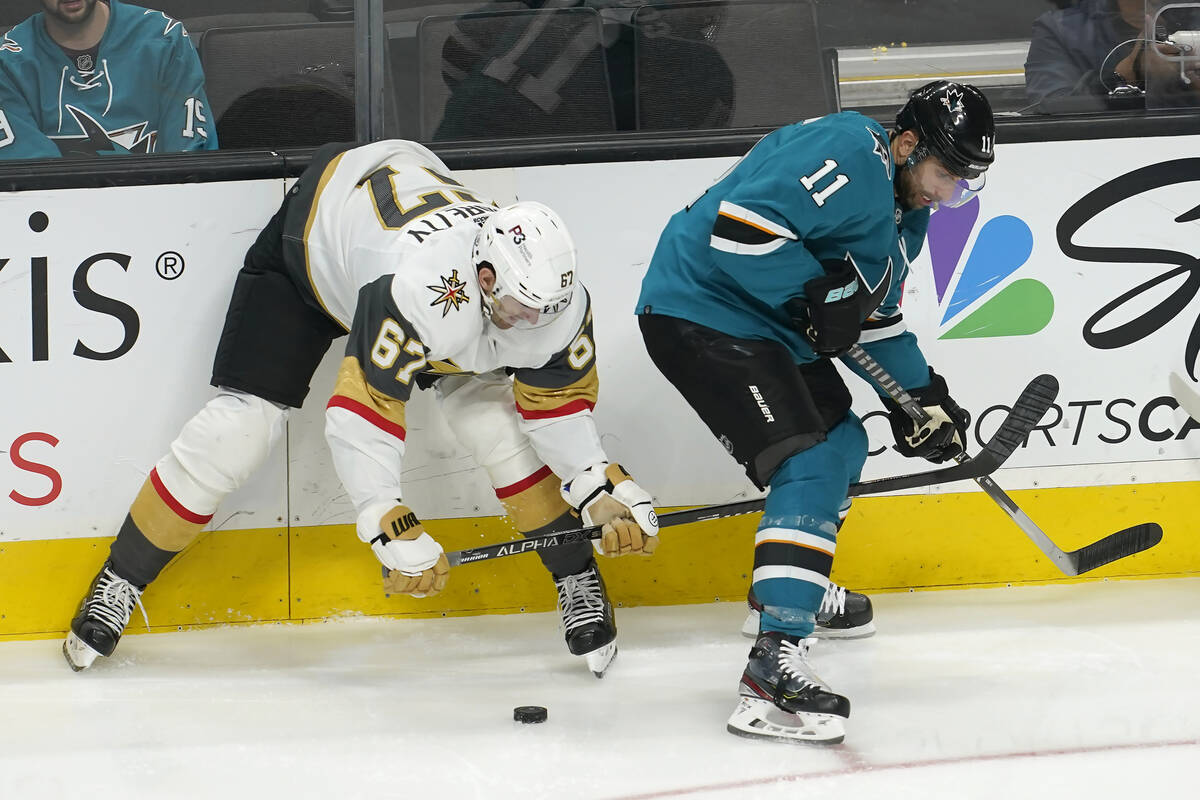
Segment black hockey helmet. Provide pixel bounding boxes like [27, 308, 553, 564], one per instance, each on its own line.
[895, 81, 995, 179]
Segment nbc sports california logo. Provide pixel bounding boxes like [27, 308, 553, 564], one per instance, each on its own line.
[926, 196, 1052, 340]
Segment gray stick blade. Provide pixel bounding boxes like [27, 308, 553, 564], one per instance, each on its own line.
[977, 374, 1059, 465]
[1070, 522, 1164, 575]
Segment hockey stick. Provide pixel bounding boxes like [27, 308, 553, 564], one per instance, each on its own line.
[1169, 371, 1200, 420]
[422, 370, 1058, 568]
[844, 344, 1162, 575]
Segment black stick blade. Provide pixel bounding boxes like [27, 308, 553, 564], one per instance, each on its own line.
[1070, 522, 1164, 575]
[980, 374, 1059, 464]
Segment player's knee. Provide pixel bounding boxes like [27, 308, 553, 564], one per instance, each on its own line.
[829, 413, 869, 477]
[767, 415, 868, 490]
[442, 379, 532, 474]
[160, 390, 288, 508]
[751, 432, 824, 488]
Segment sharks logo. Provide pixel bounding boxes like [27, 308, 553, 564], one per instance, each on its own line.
[867, 126, 892, 178]
[853, 250, 893, 314]
[0, 34, 21, 54]
[145, 10, 186, 38]
[940, 85, 965, 116]
[427, 269, 471, 317]
[50, 105, 157, 156]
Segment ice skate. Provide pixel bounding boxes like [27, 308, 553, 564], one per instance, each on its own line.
[63, 560, 148, 671]
[727, 632, 849, 744]
[741, 582, 875, 640]
[554, 558, 617, 678]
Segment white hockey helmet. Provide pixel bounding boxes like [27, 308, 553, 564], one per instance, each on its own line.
[473, 201, 576, 329]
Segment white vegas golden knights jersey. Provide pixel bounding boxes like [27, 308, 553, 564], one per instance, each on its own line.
[303, 140, 606, 514]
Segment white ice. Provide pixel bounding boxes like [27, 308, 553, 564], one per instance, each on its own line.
[2, 578, 1197, 800]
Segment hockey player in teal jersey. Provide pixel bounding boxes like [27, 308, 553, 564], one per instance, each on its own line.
[0, 0, 216, 159]
[637, 81, 995, 743]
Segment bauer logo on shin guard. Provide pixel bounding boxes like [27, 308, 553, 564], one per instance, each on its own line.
[749, 385, 775, 423]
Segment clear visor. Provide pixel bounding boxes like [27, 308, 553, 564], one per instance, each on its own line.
[487, 290, 571, 330]
[939, 173, 987, 209]
[912, 157, 987, 209]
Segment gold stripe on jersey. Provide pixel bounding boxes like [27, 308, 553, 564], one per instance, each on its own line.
[428, 358, 472, 377]
[513, 364, 599, 419]
[330, 356, 409, 432]
[303, 151, 351, 330]
[498, 470, 572, 532]
[129, 476, 207, 553]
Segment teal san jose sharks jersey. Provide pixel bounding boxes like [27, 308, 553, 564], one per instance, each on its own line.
[0, 0, 217, 159]
[637, 111, 933, 390]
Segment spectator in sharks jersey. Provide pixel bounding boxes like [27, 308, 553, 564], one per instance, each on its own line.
[0, 0, 217, 159]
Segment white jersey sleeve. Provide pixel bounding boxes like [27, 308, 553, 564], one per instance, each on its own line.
[507, 288, 608, 483]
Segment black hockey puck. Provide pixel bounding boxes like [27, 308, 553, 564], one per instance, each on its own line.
[513, 705, 548, 724]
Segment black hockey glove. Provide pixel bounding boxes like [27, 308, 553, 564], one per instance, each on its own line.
[786, 257, 863, 358]
[882, 367, 971, 463]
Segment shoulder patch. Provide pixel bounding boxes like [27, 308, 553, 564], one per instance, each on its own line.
[1, 33, 22, 53]
[142, 9, 185, 37]
[426, 269, 471, 317]
[867, 126, 892, 179]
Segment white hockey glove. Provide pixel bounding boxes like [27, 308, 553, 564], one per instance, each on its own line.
[358, 501, 449, 597]
[564, 463, 660, 557]
[881, 368, 971, 464]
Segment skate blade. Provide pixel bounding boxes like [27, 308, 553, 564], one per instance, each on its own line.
[741, 609, 876, 640]
[740, 610, 759, 638]
[584, 642, 617, 679]
[63, 632, 100, 672]
[811, 620, 876, 640]
[726, 697, 845, 745]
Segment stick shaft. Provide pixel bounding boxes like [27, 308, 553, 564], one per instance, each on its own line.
[441, 378, 1056, 568]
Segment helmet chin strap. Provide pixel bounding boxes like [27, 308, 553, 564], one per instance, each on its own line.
[905, 142, 930, 170]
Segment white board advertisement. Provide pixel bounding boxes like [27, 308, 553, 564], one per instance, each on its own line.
[3, 135, 1199, 542]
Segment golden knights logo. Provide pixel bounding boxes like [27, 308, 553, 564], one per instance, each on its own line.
[427, 269, 470, 317]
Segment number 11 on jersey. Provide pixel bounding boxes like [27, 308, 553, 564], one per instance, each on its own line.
[800, 159, 850, 207]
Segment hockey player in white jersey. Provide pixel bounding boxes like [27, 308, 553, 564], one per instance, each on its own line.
[63, 140, 658, 678]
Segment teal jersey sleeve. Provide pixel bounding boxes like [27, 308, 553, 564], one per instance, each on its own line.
[853, 206, 934, 395]
[0, 55, 60, 159]
[147, 12, 216, 153]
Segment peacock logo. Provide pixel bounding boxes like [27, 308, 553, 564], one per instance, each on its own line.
[927, 196, 1053, 340]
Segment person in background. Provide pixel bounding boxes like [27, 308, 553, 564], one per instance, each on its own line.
[1024, 0, 1200, 107]
[0, 0, 217, 158]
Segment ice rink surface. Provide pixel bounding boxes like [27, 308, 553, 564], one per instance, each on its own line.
[2, 577, 1197, 800]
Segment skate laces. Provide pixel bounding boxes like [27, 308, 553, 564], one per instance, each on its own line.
[777, 637, 823, 691]
[89, 568, 150, 637]
[819, 582, 847, 617]
[555, 568, 605, 632]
